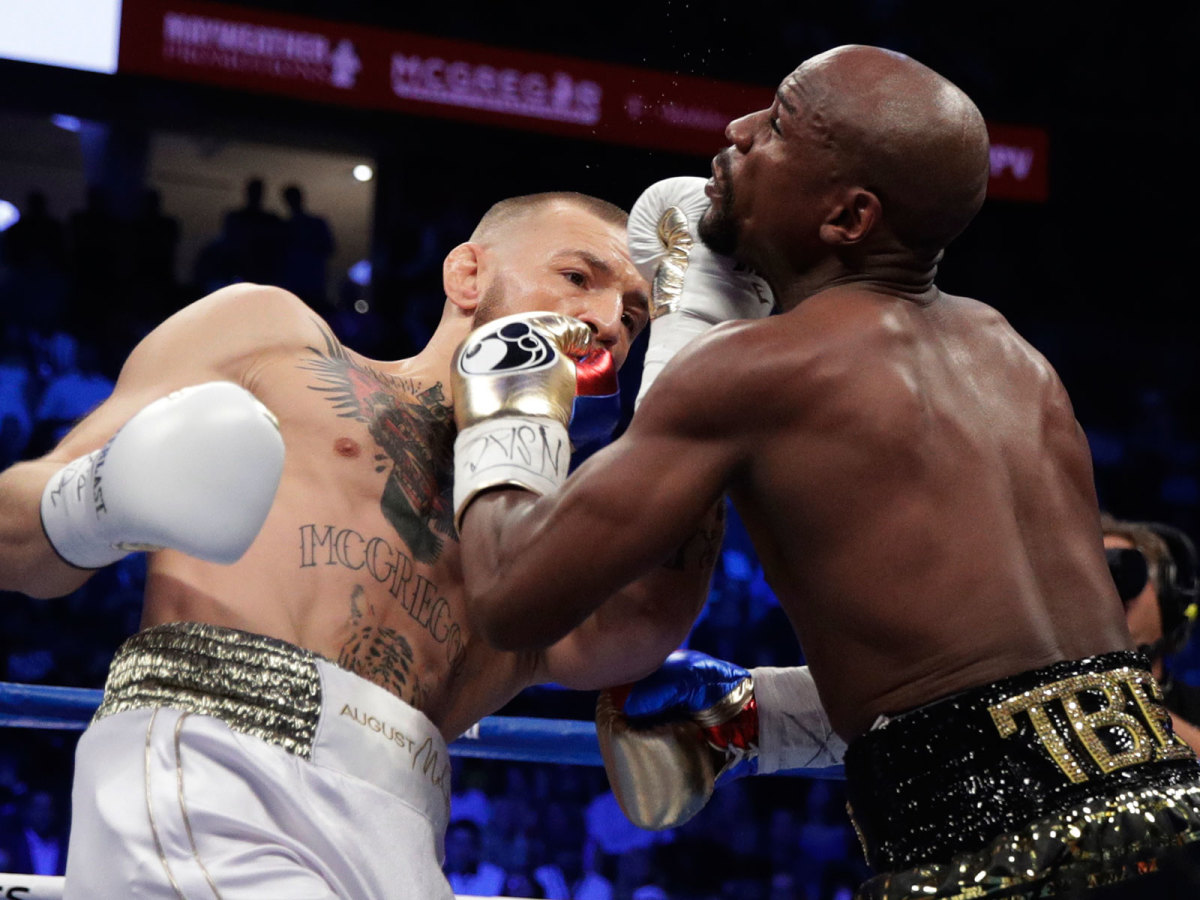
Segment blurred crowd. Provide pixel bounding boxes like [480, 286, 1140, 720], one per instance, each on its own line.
[441, 757, 865, 900]
[1, 172, 1198, 899]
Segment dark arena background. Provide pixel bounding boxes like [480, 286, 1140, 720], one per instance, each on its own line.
[1, 2, 1197, 897]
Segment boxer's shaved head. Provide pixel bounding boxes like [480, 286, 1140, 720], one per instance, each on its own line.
[800, 45, 990, 252]
[446, 189, 646, 370]
[471, 192, 628, 246]
[702, 44, 990, 285]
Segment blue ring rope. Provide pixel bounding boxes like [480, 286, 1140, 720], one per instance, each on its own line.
[0, 681, 843, 778]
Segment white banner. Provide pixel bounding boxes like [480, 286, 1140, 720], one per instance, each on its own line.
[0, 0, 123, 74]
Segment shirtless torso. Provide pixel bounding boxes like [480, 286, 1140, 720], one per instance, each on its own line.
[1, 280, 710, 740]
[456, 46, 1134, 741]
[135, 288, 517, 739]
[459, 283, 1132, 739]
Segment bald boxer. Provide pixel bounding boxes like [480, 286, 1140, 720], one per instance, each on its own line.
[455, 48, 1200, 897]
[0, 192, 716, 898]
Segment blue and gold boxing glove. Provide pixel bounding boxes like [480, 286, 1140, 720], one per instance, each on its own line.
[596, 650, 846, 830]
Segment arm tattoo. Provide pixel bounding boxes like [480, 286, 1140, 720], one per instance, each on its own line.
[299, 322, 457, 562]
[664, 500, 727, 571]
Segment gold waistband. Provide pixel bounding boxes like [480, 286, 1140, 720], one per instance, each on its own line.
[94, 622, 324, 759]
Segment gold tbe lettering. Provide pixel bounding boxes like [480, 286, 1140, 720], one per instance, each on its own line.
[989, 668, 1189, 783]
[1127, 674, 1196, 763]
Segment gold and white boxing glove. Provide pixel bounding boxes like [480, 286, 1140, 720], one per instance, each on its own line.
[450, 312, 593, 530]
[626, 176, 774, 409]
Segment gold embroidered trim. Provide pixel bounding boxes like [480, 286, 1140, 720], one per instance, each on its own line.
[859, 782, 1200, 899]
[96, 622, 322, 760]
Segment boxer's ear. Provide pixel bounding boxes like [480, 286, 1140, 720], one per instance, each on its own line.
[444, 242, 482, 312]
[820, 188, 880, 246]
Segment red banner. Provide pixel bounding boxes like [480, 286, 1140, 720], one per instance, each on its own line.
[986, 122, 1049, 202]
[119, 0, 1048, 199]
[118, 0, 767, 156]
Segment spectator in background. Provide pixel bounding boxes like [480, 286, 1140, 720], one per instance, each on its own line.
[1, 190, 66, 274]
[0, 190, 69, 334]
[1102, 513, 1200, 752]
[584, 786, 665, 863]
[0, 752, 26, 824]
[445, 818, 507, 896]
[503, 869, 546, 898]
[220, 177, 283, 285]
[28, 333, 114, 455]
[552, 845, 614, 900]
[128, 187, 182, 325]
[67, 186, 120, 328]
[795, 781, 854, 891]
[483, 767, 539, 873]
[0, 339, 35, 468]
[450, 765, 494, 829]
[278, 183, 335, 311]
[190, 231, 239, 296]
[2, 789, 67, 876]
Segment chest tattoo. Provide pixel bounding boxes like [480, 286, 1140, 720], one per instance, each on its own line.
[300, 323, 457, 562]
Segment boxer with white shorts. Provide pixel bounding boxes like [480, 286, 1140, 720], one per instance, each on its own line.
[0, 192, 718, 897]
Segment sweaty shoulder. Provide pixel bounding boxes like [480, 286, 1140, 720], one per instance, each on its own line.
[118, 283, 331, 392]
[636, 315, 821, 437]
[942, 292, 1066, 388]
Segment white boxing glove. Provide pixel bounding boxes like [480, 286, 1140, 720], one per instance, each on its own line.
[627, 176, 774, 408]
[40, 381, 285, 568]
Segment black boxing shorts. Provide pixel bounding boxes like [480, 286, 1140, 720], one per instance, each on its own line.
[843, 651, 1200, 898]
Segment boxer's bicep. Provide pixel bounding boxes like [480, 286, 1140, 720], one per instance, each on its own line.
[0, 284, 306, 597]
[537, 504, 722, 689]
[50, 284, 304, 464]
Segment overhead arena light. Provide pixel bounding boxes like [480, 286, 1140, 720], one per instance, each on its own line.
[50, 114, 83, 132]
[0, 199, 20, 232]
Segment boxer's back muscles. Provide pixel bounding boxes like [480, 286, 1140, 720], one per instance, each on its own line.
[723, 287, 1132, 737]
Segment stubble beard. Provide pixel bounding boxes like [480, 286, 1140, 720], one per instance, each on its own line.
[698, 159, 741, 257]
[698, 203, 740, 257]
[471, 277, 508, 327]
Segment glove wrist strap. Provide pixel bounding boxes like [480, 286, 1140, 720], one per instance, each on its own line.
[751, 666, 847, 772]
[40, 449, 130, 569]
[453, 416, 570, 530]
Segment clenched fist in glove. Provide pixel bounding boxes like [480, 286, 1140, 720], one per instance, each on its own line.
[40, 381, 284, 569]
[451, 311, 604, 529]
[626, 176, 774, 408]
[596, 649, 846, 829]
